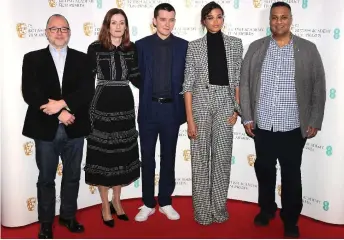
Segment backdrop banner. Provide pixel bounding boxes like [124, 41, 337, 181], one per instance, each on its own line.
[1, 0, 343, 227]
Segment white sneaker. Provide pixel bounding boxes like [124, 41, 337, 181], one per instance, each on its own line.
[134, 205, 155, 222]
[159, 205, 180, 220]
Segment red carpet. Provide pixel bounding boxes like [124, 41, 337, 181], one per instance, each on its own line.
[2, 197, 344, 239]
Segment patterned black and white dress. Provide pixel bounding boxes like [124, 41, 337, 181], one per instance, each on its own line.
[84, 41, 140, 187]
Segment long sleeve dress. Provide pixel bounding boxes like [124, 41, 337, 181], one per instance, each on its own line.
[84, 41, 141, 187]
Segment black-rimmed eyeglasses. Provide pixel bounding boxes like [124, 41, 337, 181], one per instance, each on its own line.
[48, 27, 70, 33]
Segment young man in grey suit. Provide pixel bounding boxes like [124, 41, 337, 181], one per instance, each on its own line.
[239, 2, 326, 238]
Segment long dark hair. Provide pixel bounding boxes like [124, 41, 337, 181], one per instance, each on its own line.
[98, 8, 131, 50]
[200, 1, 224, 26]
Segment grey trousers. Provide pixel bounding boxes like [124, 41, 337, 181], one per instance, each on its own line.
[191, 85, 234, 225]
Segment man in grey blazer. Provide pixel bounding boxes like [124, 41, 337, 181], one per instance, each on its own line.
[239, 2, 326, 238]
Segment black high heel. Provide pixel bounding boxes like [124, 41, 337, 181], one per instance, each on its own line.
[109, 201, 129, 221]
[101, 210, 115, 227]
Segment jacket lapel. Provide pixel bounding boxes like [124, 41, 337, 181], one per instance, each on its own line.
[146, 36, 154, 81]
[199, 35, 209, 86]
[44, 46, 61, 93]
[61, 47, 71, 91]
[256, 36, 270, 74]
[222, 33, 233, 85]
[251, 36, 270, 96]
[171, 35, 177, 84]
[292, 35, 302, 93]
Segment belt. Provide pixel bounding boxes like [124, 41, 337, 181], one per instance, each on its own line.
[97, 80, 129, 86]
[152, 97, 173, 103]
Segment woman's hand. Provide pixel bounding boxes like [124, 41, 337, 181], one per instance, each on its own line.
[227, 112, 238, 125]
[187, 120, 198, 139]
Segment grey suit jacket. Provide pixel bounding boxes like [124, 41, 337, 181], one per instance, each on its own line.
[182, 33, 243, 115]
[239, 35, 326, 138]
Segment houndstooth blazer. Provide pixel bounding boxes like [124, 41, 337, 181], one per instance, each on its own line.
[182, 32, 243, 115]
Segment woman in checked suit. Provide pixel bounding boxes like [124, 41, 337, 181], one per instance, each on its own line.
[182, 1, 243, 225]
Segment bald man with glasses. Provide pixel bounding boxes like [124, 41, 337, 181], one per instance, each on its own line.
[21, 14, 94, 239]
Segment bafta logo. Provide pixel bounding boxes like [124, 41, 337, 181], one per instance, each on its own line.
[57, 163, 63, 176]
[26, 197, 37, 211]
[16, 23, 27, 38]
[48, 0, 57, 7]
[116, 0, 124, 8]
[23, 141, 34, 156]
[150, 24, 157, 34]
[97, 0, 102, 8]
[277, 185, 282, 196]
[247, 154, 256, 166]
[132, 26, 138, 36]
[183, 149, 191, 161]
[83, 22, 93, 36]
[185, 0, 192, 7]
[89, 185, 96, 194]
[154, 174, 160, 186]
[253, 0, 261, 8]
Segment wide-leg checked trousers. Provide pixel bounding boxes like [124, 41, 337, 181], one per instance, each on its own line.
[190, 84, 234, 225]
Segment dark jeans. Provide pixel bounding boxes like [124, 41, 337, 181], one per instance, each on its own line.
[139, 102, 180, 208]
[34, 124, 84, 223]
[253, 127, 306, 226]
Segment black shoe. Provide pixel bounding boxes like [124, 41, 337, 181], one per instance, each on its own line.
[38, 223, 53, 239]
[254, 211, 275, 226]
[109, 201, 129, 221]
[101, 210, 115, 228]
[284, 225, 300, 238]
[58, 218, 85, 233]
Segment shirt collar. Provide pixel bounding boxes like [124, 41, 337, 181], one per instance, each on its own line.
[154, 32, 173, 43]
[49, 44, 68, 55]
[270, 33, 294, 46]
[114, 44, 124, 51]
[207, 30, 222, 38]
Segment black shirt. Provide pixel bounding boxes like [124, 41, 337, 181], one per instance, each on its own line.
[152, 33, 172, 98]
[207, 30, 229, 86]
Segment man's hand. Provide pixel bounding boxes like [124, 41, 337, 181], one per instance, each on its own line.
[244, 122, 255, 137]
[306, 126, 318, 138]
[40, 99, 66, 115]
[228, 112, 238, 125]
[58, 110, 75, 126]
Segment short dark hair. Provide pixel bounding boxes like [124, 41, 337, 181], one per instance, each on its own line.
[46, 14, 70, 28]
[270, 1, 292, 15]
[201, 1, 224, 23]
[154, 3, 175, 18]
